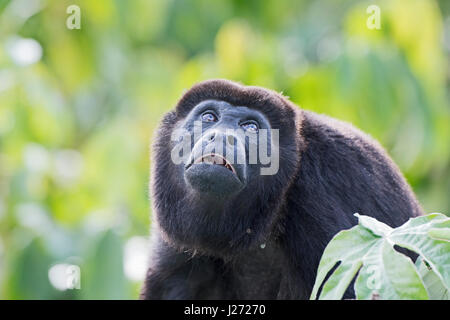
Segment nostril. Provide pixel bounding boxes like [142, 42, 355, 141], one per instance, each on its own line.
[208, 132, 215, 141]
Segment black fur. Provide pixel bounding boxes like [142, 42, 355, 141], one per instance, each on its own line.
[140, 79, 423, 299]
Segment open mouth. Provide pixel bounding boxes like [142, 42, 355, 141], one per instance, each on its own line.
[192, 153, 236, 174]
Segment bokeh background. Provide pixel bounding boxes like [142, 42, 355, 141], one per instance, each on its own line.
[0, 0, 449, 299]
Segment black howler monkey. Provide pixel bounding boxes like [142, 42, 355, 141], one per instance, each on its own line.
[140, 79, 422, 299]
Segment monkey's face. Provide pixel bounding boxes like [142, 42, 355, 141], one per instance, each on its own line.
[177, 100, 274, 198]
[153, 80, 301, 255]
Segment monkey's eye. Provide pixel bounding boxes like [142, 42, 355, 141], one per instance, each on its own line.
[241, 121, 259, 133]
[201, 112, 218, 122]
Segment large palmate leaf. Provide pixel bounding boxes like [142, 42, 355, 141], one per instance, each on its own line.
[415, 257, 449, 300]
[310, 213, 450, 300]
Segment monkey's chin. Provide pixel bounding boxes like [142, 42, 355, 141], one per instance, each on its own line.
[184, 163, 244, 196]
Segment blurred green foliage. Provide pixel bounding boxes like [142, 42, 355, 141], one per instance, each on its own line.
[0, 0, 449, 299]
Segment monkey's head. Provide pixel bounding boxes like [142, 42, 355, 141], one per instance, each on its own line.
[152, 79, 302, 256]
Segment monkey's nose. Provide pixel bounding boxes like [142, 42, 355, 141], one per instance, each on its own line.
[206, 131, 216, 141]
[205, 131, 235, 146]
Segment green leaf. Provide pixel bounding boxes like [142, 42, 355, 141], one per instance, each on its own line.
[354, 213, 392, 237]
[356, 242, 428, 300]
[416, 257, 449, 300]
[428, 228, 450, 241]
[390, 213, 450, 289]
[310, 225, 379, 299]
[311, 213, 450, 300]
[319, 260, 363, 300]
